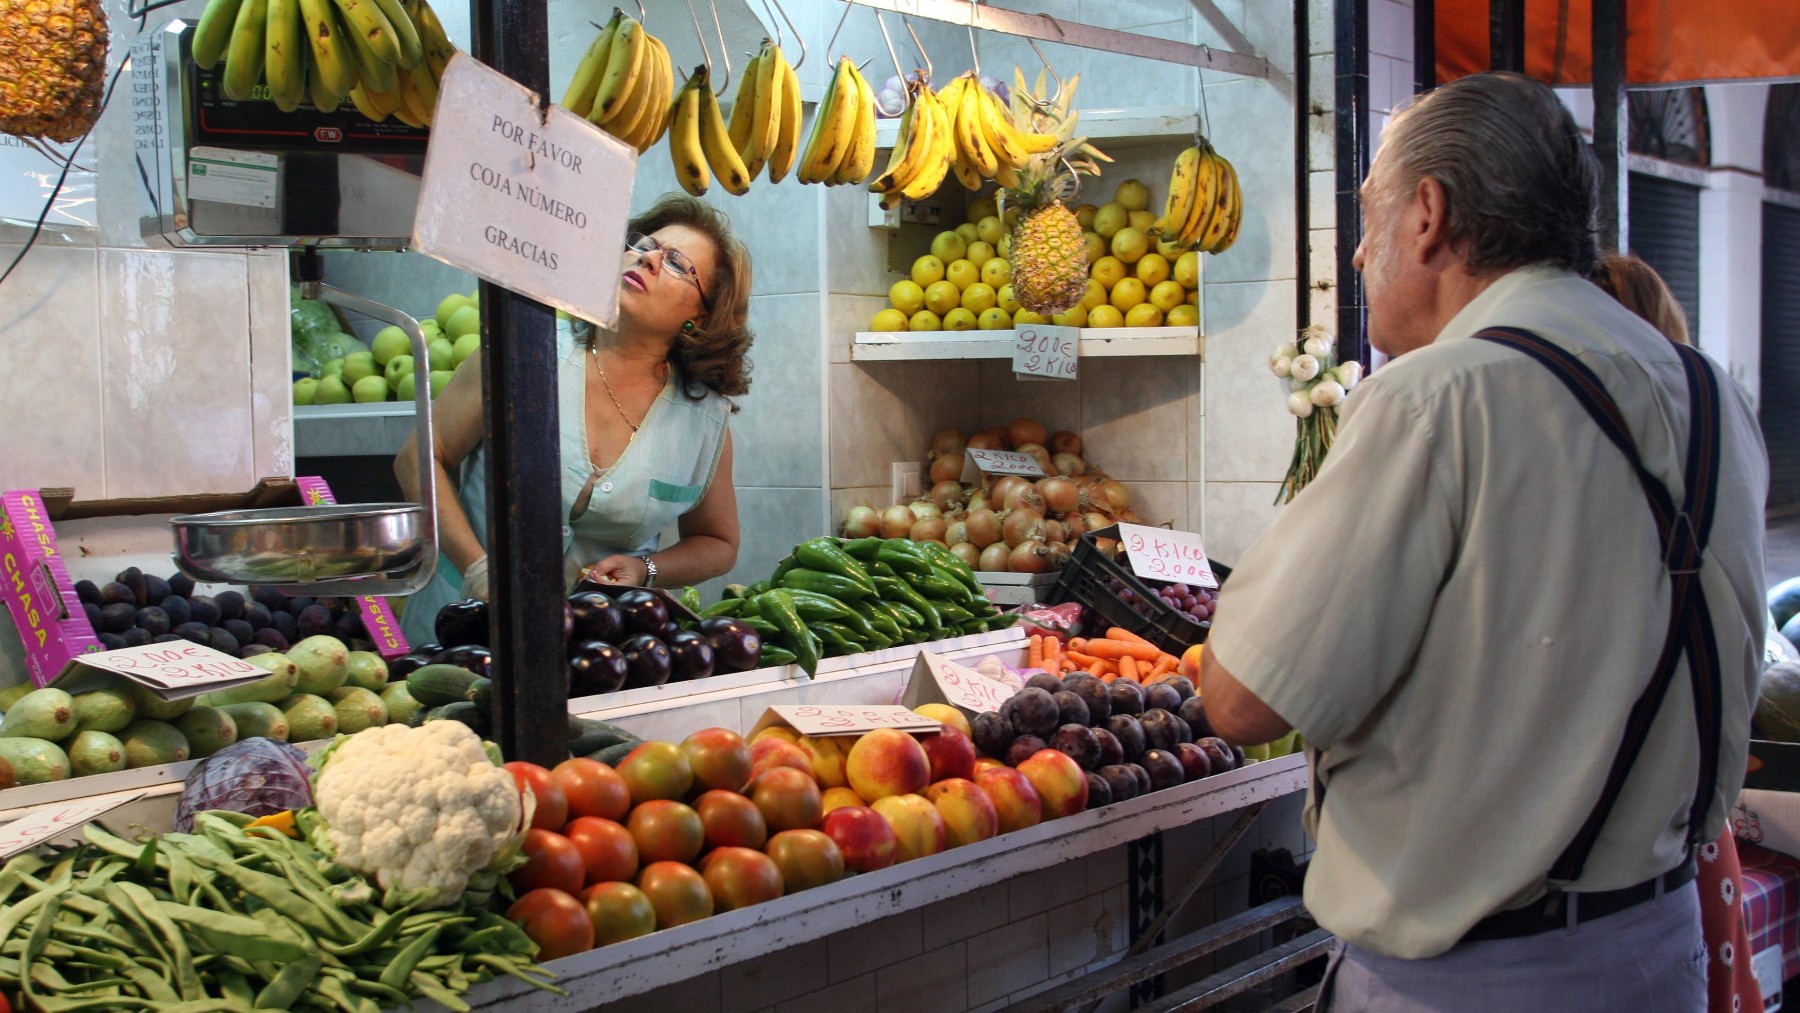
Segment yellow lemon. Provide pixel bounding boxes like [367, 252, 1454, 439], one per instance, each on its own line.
[1087, 304, 1125, 328]
[1092, 202, 1129, 239]
[1074, 203, 1098, 231]
[943, 307, 979, 331]
[997, 233, 1014, 260]
[960, 282, 997, 313]
[1109, 277, 1148, 311]
[924, 280, 963, 315]
[977, 307, 1013, 330]
[889, 279, 926, 315]
[930, 231, 968, 263]
[1125, 303, 1165, 327]
[981, 257, 1012, 288]
[871, 308, 910, 331]
[997, 284, 1022, 315]
[1052, 304, 1089, 327]
[909, 309, 943, 331]
[1111, 227, 1150, 264]
[1083, 231, 1106, 264]
[1090, 255, 1127, 289]
[1135, 252, 1171, 287]
[955, 222, 980, 245]
[911, 255, 945, 287]
[1166, 303, 1199, 327]
[1114, 178, 1151, 212]
[1013, 309, 1049, 325]
[1174, 250, 1201, 289]
[1081, 278, 1108, 311]
[1128, 210, 1156, 232]
[1186, 287, 1198, 305]
[975, 215, 1006, 245]
[1149, 279, 1186, 313]
[945, 259, 980, 291]
[965, 241, 995, 270]
[967, 197, 998, 224]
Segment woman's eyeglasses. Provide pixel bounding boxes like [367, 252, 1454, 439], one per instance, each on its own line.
[625, 233, 710, 306]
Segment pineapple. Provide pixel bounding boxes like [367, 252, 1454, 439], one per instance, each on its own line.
[0, 0, 109, 143]
[999, 69, 1112, 317]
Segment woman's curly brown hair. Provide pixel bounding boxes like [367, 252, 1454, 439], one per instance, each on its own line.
[635, 193, 754, 402]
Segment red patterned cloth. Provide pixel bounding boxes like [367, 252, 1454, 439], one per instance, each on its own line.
[1734, 836, 1800, 1006]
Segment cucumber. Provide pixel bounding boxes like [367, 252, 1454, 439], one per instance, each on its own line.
[0, 737, 70, 784]
[1, 688, 76, 741]
[72, 688, 137, 734]
[118, 720, 190, 768]
[407, 664, 484, 708]
[423, 701, 488, 736]
[67, 730, 125, 777]
[588, 740, 638, 767]
[568, 716, 636, 755]
[467, 677, 492, 712]
[220, 702, 289, 742]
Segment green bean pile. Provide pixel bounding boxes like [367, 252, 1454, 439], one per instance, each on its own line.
[0, 814, 563, 1012]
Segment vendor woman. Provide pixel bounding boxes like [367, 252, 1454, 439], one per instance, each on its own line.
[395, 193, 753, 643]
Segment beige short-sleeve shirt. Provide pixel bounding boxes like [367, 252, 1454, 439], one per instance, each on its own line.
[1207, 266, 1769, 960]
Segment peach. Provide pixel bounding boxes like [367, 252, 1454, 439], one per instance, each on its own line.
[1016, 749, 1089, 820]
[820, 786, 867, 814]
[819, 804, 899, 872]
[975, 766, 1043, 834]
[919, 727, 978, 784]
[846, 728, 931, 803]
[796, 734, 852, 789]
[749, 737, 813, 780]
[923, 777, 999, 849]
[749, 766, 824, 832]
[973, 757, 1007, 775]
[912, 702, 973, 739]
[751, 725, 801, 746]
[871, 794, 946, 863]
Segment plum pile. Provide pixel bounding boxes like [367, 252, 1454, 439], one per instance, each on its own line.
[1105, 575, 1218, 627]
[74, 567, 373, 660]
[971, 671, 1245, 810]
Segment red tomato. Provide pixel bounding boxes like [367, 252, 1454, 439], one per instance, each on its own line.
[504, 761, 569, 831]
[510, 828, 586, 896]
[506, 887, 594, 961]
[564, 816, 639, 884]
[553, 757, 631, 822]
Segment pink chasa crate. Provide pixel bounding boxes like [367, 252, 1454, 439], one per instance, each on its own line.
[293, 477, 409, 660]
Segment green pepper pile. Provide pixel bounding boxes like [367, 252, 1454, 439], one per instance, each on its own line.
[0, 814, 561, 1012]
[701, 537, 1019, 675]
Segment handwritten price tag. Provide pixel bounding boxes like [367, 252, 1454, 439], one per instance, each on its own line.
[759, 704, 942, 738]
[1118, 522, 1219, 589]
[56, 641, 269, 699]
[960, 448, 1046, 484]
[1012, 324, 1079, 380]
[0, 794, 144, 859]
[902, 649, 1019, 716]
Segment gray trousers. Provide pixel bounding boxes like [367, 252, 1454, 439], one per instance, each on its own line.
[1320, 882, 1705, 1012]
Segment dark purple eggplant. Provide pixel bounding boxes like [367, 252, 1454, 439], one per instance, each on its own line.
[663, 629, 715, 681]
[387, 652, 433, 679]
[614, 590, 670, 639]
[568, 640, 629, 696]
[411, 642, 444, 658]
[697, 617, 762, 673]
[562, 599, 574, 643]
[435, 599, 490, 649]
[619, 634, 672, 688]
[430, 644, 493, 679]
[657, 620, 682, 640]
[567, 592, 625, 643]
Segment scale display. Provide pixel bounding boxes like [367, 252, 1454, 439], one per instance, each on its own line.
[188, 64, 429, 155]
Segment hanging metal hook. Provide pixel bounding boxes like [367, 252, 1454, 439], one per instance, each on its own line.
[630, 0, 646, 24]
[966, 0, 981, 80]
[1197, 44, 1213, 140]
[875, 12, 907, 88]
[825, 0, 854, 66]
[683, 0, 732, 95]
[1025, 38, 1064, 108]
[755, 0, 806, 70]
[905, 19, 932, 86]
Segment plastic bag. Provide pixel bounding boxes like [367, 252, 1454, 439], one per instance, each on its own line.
[173, 737, 314, 832]
[291, 289, 341, 344]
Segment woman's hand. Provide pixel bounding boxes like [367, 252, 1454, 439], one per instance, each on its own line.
[582, 554, 651, 587]
[463, 555, 491, 599]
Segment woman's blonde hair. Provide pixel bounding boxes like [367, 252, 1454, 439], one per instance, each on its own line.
[1591, 252, 1690, 345]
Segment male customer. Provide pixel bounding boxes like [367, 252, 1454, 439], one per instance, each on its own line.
[1201, 72, 1769, 1011]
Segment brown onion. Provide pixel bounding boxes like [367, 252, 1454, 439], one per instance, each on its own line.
[880, 505, 917, 538]
[978, 542, 1011, 571]
[1082, 510, 1114, 534]
[1048, 542, 1074, 568]
[1003, 483, 1045, 513]
[1100, 479, 1130, 512]
[965, 509, 1002, 548]
[929, 452, 964, 484]
[1002, 507, 1046, 547]
[944, 520, 968, 546]
[966, 489, 990, 513]
[987, 475, 1027, 509]
[982, 426, 1014, 449]
[1038, 476, 1079, 514]
[1043, 519, 1066, 544]
[908, 499, 942, 521]
[930, 428, 966, 457]
[1119, 509, 1145, 525]
[910, 517, 947, 542]
[967, 431, 1006, 451]
[1062, 513, 1086, 538]
[842, 505, 880, 538]
[1051, 452, 1086, 477]
[949, 542, 980, 567]
[1008, 540, 1053, 574]
[1050, 430, 1083, 456]
[928, 480, 965, 511]
[1094, 537, 1119, 557]
[1015, 443, 1053, 474]
[1007, 418, 1048, 449]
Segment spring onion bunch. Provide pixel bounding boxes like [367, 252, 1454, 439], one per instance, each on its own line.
[1269, 325, 1361, 503]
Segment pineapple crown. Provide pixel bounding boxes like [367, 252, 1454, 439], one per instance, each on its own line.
[1001, 67, 1111, 209]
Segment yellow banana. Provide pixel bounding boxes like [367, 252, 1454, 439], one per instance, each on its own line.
[1180, 145, 1221, 245]
[330, 0, 402, 72]
[191, 0, 246, 70]
[413, 0, 455, 62]
[1163, 146, 1201, 243]
[695, 68, 750, 195]
[605, 49, 658, 145]
[1199, 151, 1235, 252]
[221, 0, 268, 101]
[264, 0, 307, 112]
[296, 0, 356, 98]
[748, 43, 782, 175]
[404, 58, 438, 123]
[560, 13, 619, 118]
[899, 85, 952, 201]
[1212, 156, 1244, 252]
[592, 16, 645, 126]
[668, 74, 709, 196]
[870, 86, 918, 194]
[347, 82, 385, 121]
[766, 49, 802, 183]
[307, 59, 343, 111]
[974, 85, 1024, 170]
[955, 75, 997, 178]
[727, 49, 761, 158]
[634, 35, 674, 152]
[833, 64, 876, 184]
[994, 161, 1021, 190]
[798, 58, 857, 184]
[340, 5, 397, 93]
[366, 0, 422, 68]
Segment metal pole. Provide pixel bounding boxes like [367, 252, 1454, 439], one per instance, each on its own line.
[1414, 0, 1436, 93]
[1488, 0, 1524, 73]
[1335, 0, 1371, 367]
[470, 0, 568, 768]
[1592, 0, 1629, 252]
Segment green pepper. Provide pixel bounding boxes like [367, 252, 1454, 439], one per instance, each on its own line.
[906, 570, 975, 605]
[920, 541, 986, 594]
[723, 583, 750, 600]
[841, 536, 884, 561]
[780, 568, 873, 601]
[874, 576, 941, 630]
[887, 600, 927, 629]
[738, 615, 780, 638]
[985, 611, 1020, 630]
[930, 598, 976, 623]
[867, 560, 897, 577]
[855, 601, 906, 643]
[795, 538, 878, 593]
[677, 586, 703, 613]
[759, 644, 798, 666]
[877, 539, 936, 577]
[757, 590, 818, 675]
[748, 579, 773, 596]
[770, 554, 800, 583]
[810, 623, 864, 656]
[789, 591, 880, 641]
[701, 598, 748, 618]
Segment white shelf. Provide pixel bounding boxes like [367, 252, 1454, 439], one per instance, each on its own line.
[875, 106, 1199, 152]
[293, 401, 420, 458]
[851, 326, 1202, 362]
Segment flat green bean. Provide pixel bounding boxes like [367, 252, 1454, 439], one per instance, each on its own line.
[20, 892, 63, 1009]
[378, 924, 440, 991]
[189, 854, 341, 939]
[409, 971, 474, 1012]
[253, 952, 322, 1009]
[320, 902, 415, 958]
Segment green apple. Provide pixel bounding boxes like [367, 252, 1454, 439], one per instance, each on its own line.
[429, 370, 454, 397]
[370, 325, 410, 366]
[435, 293, 472, 329]
[452, 332, 480, 366]
[445, 304, 481, 340]
[427, 337, 455, 372]
[467, 289, 479, 308]
[341, 351, 378, 386]
[351, 375, 389, 403]
[322, 357, 345, 377]
[315, 375, 352, 405]
[396, 373, 416, 401]
[384, 354, 414, 391]
[292, 377, 318, 406]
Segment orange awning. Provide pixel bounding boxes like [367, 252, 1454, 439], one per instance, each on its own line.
[1436, 1, 1800, 87]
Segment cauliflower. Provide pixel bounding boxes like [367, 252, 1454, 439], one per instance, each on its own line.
[309, 721, 524, 910]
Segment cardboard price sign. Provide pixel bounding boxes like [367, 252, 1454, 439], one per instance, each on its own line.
[901, 649, 1016, 715]
[1117, 522, 1218, 588]
[960, 448, 1046, 483]
[750, 704, 943, 738]
[1012, 324, 1079, 380]
[0, 794, 144, 859]
[53, 641, 270, 699]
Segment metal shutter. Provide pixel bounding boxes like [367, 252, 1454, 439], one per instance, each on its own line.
[1764, 202, 1800, 511]
[1627, 173, 1702, 343]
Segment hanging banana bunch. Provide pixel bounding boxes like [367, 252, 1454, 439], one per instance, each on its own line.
[795, 56, 876, 186]
[725, 39, 803, 183]
[560, 10, 674, 154]
[1159, 142, 1243, 255]
[936, 71, 1059, 191]
[868, 78, 952, 209]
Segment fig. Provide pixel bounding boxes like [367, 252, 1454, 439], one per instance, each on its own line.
[1105, 714, 1146, 760]
[971, 711, 1013, 758]
[189, 595, 222, 626]
[1050, 723, 1100, 770]
[1006, 734, 1048, 767]
[1052, 690, 1090, 728]
[134, 606, 171, 637]
[1141, 749, 1185, 791]
[1092, 726, 1125, 768]
[214, 590, 246, 622]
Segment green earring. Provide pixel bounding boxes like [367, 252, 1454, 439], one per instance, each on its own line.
[683, 321, 697, 333]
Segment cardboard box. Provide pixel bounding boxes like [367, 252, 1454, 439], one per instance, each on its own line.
[976, 570, 1060, 607]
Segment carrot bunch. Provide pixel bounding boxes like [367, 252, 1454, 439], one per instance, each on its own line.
[1030, 628, 1184, 685]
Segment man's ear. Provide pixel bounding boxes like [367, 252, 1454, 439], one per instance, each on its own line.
[1413, 175, 1454, 264]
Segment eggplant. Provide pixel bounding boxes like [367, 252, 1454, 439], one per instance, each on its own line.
[435, 598, 490, 649]
[698, 617, 762, 673]
[567, 592, 625, 643]
[562, 599, 575, 643]
[663, 629, 715, 682]
[619, 634, 672, 688]
[568, 640, 629, 696]
[657, 620, 682, 640]
[387, 651, 434, 680]
[615, 590, 670, 639]
[430, 644, 493, 679]
[412, 642, 445, 658]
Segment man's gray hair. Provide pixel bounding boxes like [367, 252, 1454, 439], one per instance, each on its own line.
[1372, 72, 1601, 277]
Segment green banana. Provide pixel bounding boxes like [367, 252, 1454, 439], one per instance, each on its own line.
[191, 0, 247, 69]
[263, 0, 307, 112]
[365, 0, 423, 69]
[221, 0, 269, 101]
[338, 0, 398, 93]
[297, 0, 357, 99]
[330, 0, 402, 74]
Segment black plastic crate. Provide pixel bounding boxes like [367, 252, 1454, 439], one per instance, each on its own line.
[1048, 525, 1212, 653]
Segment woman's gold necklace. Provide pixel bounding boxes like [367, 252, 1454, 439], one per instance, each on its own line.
[591, 344, 668, 433]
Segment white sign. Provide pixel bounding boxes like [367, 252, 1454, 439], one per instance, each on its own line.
[960, 448, 1046, 483]
[901, 649, 1016, 715]
[412, 53, 635, 329]
[749, 704, 941, 738]
[54, 642, 271, 699]
[187, 147, 278, 208]
[1118, 522, 1218, 588]
[0, 795, 144, 859]
[1013, 324, 1079, 380]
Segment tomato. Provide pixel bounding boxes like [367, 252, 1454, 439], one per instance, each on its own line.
[510, 828, 586, 896]
[581, 881, 657, 945]
[694, 788, 768, 850]
[553, 757, 631, 822]
[749, 765, 824, 832]
[564, 816, 639, 884]
[617, 741, 694, 805]
[764, 829, 845, 892]
[627, 799, 705, 864]
[681, 727, 754, 792]
[700, 846, 784, 912]
[636, 861, 714, 928]
[506, 887, 594, 961]
[504, 761, 569, 831]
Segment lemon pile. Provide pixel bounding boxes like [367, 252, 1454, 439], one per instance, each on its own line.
[871, 179, 1202, 333]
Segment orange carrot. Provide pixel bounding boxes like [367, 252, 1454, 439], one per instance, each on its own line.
[1087, 660, 1108, 678]
[1148, 655, 1178, 679]
[1119, 656, 1139, 683]
[1029, 635, 1044, 670]
[1083, 639, 1162, 663]
[1043, 637, 1061, 672]
[1066, 650, 1104, 668]
[1106, 628, 1157, 648]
